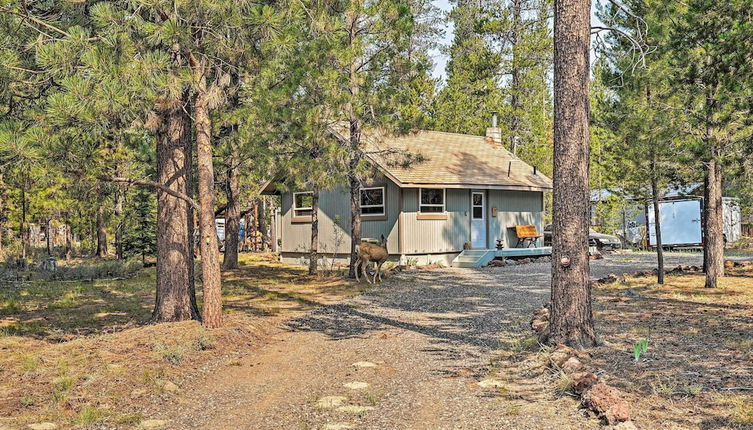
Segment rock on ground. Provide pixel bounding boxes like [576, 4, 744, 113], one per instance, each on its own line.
[581, 383, 631, 425]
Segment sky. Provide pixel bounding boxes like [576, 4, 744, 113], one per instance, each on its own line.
[428, 0, 604, 83]
[429, 0, 454, 82]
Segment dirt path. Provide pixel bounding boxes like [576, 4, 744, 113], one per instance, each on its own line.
[159, 266, 600, 430]
[156, 252, 746, 429]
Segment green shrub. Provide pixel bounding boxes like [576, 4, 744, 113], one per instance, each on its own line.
[153, 342, 185, 365]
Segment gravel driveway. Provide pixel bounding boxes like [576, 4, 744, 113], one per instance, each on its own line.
[164, 252, 735, 430]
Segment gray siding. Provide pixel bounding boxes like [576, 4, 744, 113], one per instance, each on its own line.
[281, 182, 545, 259]
[400, 188, 470, 253]
[280, 178, 400, 255]
[488, 190, 544, 248]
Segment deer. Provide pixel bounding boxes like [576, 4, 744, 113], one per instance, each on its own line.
[354, 234, 389, 284]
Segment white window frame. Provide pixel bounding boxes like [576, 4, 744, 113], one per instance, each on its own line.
[292, 191, 313, 219]
[419, 188, 446, 213]
[360, 186, 386, 217]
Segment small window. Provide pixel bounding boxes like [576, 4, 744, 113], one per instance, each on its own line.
[419, 188, 445, 213]
[472, 192, 484, 219]
[360, 187, 385, 216]
[293, 192, 313, 218]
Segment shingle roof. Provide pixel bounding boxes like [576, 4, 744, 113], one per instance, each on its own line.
[365, 130, 552, 191]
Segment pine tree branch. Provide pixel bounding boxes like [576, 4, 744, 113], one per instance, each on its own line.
[99, 176, 198, 210]
[591, 26, 646, 67]
[0, 5, 70, 38]
[0, 4, 100, 41]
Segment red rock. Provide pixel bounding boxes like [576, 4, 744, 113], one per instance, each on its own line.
[571, 372, 598, 394]
[562, 356, 583, 373]
[582, 383, 631, 424]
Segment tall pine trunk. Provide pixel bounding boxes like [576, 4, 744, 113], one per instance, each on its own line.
[648, 83, 664, 285]
[153, 95, 200, 322]
[195, 73, 223, 328]
[703, 86, 724, 289]
[46, 218, 53, 256]
[650, 156, 664, 284]
[185, 113, 198, 317]
[346, 12, 362, 278]
[20, 183, 28, 261]
[0, 173, 5, 257]
[96, 203, 108, 258]
[549, 0, 595, 349]
[222, 151, 240, 270]
[704, 155, 724, 288]
[65, 218, 72, 261]
[348, 158, 362, 278]
[252, 201, 259, 251]
[258, 198, 267, 250]
[115, 185, 124, 260]
[309, 190, 319, 275]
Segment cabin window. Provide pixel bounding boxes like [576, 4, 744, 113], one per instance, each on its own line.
[293, 192, 313, 218]
[360, 187, 385, 216]
[419, 188, 446, 213]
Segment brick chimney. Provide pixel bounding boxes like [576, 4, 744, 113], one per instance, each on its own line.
[486, 112, 502, 145]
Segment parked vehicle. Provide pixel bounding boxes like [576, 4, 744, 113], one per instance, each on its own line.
[543, 224, 622, 250]
[588, 229, 622, 250]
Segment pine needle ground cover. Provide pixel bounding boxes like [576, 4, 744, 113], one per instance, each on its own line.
[590, 266, 753, 429]
[0, 253, 366, 428]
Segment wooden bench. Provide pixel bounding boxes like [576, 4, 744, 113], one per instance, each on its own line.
[512, 225, 542, 248]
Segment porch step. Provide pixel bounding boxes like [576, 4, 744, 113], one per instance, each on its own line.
[451, 249, 495, 268]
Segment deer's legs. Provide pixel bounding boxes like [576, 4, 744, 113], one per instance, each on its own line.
[362, 260, 372, 284]
[354, 257, 361, 282]
[376, 261, 384, 282]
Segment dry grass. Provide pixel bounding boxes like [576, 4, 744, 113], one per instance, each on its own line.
[590, 264, 753, 429]
[0, 253, 366, 429]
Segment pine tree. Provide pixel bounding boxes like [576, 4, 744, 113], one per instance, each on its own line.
[670, 0, 753, 288]
[434, 0, 503, 135]
[595, 0, 691, 284]
[548, 0, 595, 349]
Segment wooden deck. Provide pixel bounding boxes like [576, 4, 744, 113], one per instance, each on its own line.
[452, 247, 552, 268]
[494, 247, 552, 258]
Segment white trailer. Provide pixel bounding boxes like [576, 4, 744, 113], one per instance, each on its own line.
[647, 197, 743, 248]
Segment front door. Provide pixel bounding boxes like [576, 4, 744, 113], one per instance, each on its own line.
[471, 191, 486, 249]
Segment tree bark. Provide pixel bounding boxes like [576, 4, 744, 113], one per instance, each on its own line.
[64, 218, 72, 261]
[96, 203, 108, 258]
[252, 201, 259, 251]
[704, 155, 724, 288]
[222, 150, 240, 270]
[45, 218, 53, 256]
[185, 111, 199, 318]
[258, 197, 267, 250]
[309, 189, 319, 275]
[647, 86, 664, 284]
[195, 72, 223, 328]
[650, 156, 664, 284]
[20, 183, 28, 261]
[346, 11, 362, 278]
[114, 184, 124, 260]
[348, 156, 362, 278]
[153, 93, 200, 323]
[549, 0, 595, 349]
[703, 84, 724, 289]
[0, 173, 3, 257]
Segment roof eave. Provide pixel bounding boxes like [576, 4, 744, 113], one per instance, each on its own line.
[397, 182, 552, 192]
